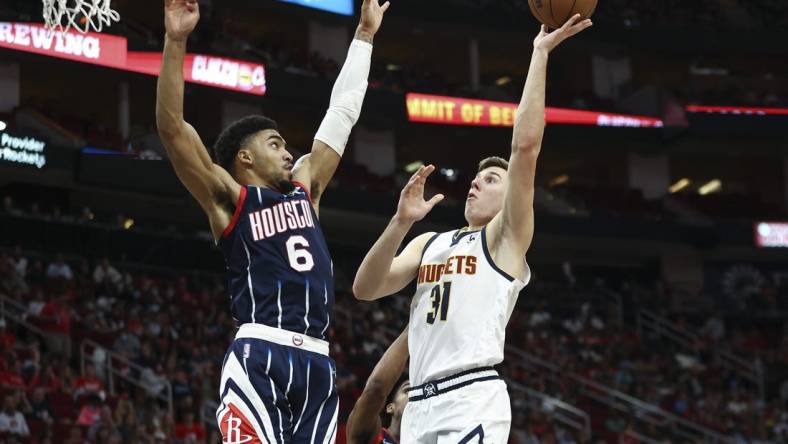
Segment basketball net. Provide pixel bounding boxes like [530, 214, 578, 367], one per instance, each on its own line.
[42, 0, 120, 34]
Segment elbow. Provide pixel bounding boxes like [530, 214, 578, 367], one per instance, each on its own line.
[363, 379, 388, 400]
[352, 282, 372, 301]
[512, 138, 541, 157]
[155, 108, 181, 137]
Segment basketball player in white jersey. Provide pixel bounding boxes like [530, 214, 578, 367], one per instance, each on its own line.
[352, 15, 592, 443]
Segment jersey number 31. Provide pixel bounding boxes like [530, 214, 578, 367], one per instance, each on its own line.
[427, 282, 452, 324]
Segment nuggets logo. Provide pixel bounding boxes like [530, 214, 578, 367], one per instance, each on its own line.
[220, 405, 260, 444]
[418, 255, 477, 284]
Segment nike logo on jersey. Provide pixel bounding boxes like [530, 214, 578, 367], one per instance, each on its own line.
[418, 255, 477, 284]
[248, 200, 315, 241]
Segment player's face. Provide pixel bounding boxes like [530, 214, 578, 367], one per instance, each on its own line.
[387, 381, 410, 423]
[245, 129, 294, 189]
[464, 167, 508, 227]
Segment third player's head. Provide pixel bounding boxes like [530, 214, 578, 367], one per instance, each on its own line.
[385, 379, 410, 434]
[464, 156, 509, 228]
[213, 115, 295, 192]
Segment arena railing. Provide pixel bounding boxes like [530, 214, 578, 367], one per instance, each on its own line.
[637, 309, 765, 400]
[505, 346, 734, 444]
[80, 338, 174, 415]
[0, 293, 50, 343]
[509, 381, 592, 441]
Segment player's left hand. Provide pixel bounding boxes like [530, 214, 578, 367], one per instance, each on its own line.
[533, 14, 592, 53]
[358, 0, 391, 37]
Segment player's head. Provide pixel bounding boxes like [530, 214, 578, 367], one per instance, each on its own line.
[464, 156, 509, 227]
[384, 378, 410, 430]
[213, 115, 294, 191]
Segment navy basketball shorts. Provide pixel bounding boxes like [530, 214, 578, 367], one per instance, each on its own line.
[216, 323, 338, 444]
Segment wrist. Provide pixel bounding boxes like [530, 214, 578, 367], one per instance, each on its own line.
[354, 26, 375, 44]
[533, 47, 550, 57]
[165, 33, 189, 44]
[392, 214, 416, 228]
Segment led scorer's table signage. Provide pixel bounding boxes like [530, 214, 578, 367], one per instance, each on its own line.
[0, 131, 47, 169]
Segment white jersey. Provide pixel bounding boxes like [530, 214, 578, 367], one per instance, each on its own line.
[408, 227, 531, 386]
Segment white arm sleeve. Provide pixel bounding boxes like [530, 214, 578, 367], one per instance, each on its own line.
[314, 39, 373, 157]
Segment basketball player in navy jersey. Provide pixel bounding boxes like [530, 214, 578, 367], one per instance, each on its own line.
[346, 328, 409, 444]
[156, 0, 389, 442]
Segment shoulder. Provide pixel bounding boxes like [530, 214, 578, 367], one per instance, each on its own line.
[405, 231, 441, 256]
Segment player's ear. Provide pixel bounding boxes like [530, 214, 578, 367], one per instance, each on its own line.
[237, 149, 253, 167]
[385, 403, 394, 415]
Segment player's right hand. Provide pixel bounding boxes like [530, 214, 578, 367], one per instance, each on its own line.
[165, 0, 200, 42]
[395, 165, 445, 224]
[533, 13, 592, 53]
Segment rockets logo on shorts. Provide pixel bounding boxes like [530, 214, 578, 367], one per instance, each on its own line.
[220, 405, 260, 444]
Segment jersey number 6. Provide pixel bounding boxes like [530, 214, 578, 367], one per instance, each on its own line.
[427, 281, 452, 324]
[286, 235, 314, 272]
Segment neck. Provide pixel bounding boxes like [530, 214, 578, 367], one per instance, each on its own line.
[237, 171, 277, 190]
[389, 418, 401, 442]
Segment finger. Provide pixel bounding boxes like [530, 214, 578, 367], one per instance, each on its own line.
[427, 194, 445, 207]
[380, 1, 391, 13]
[416, 165, 436, 185]
[562, 13, 582, 29]
[408, 165, 426, 183]
[566, 19, 593, 37]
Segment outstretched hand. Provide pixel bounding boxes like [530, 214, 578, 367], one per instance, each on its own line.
[395, 165, 445, 224]
[164, 0, 200, 42]
[533, 14, 592, 53]
[357, 0, 391, 41]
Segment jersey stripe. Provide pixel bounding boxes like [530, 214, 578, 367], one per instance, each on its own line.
[304, 279, 311, 334]
[241, 238, 256, 322]
[277, 281, 283, 329]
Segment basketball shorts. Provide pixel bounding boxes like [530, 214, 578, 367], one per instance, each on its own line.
[216, 323, 338, 444]
[401, 368, 511, 444]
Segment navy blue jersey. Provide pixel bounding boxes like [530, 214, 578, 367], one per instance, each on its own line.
[219, 182, 334, 340]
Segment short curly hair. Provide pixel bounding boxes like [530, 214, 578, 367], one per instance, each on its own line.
[212, 115, 278, 173]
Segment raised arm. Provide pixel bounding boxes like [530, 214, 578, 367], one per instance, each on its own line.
[487, 16, 592, 264]
[353, 166, 444, 301]
[156, 0, 240, 239]
[346, 327, 409, 444]
[293, 0, 390, 211]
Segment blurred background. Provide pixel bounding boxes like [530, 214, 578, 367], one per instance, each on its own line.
[0, 0, 787, 442]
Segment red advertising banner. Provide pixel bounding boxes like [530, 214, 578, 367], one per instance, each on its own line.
[0, 22, 127, 68]
[0, 22, 266, 96]
[406, 93, 664, 128]
[686, 105, 788, 116]
[754, 222, 788, 248]
[126, 52, 267, 96]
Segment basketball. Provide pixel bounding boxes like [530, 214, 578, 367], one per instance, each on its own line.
[528, 0, 598, 29]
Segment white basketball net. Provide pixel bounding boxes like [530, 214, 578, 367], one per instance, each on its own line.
[42, 0, 120, 34]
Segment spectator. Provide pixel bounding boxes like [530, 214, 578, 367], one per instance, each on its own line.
[93, 257, 123, 291]
[75, 395, 102, 426]
[73, 363, 105, 401]
[38, 292, 72, 359]
[45, 253, 74, 280]
[0, 394, 30, 437]
[29, 387, 55, 425]
[175, 411, 206, 444]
